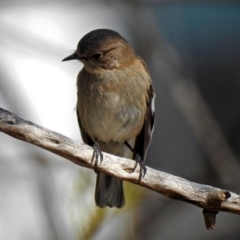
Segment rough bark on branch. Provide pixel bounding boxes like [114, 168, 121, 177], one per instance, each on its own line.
[0, 107, 240, 229]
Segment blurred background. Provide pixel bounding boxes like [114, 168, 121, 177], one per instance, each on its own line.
[1, 0, 240, 239]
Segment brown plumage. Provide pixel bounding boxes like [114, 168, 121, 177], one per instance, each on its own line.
[63, 29, 155, 208]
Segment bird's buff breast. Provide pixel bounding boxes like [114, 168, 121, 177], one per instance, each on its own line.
[77, 71, 146, 143]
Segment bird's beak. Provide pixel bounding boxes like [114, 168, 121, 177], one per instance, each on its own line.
[62, 52, 79, 62]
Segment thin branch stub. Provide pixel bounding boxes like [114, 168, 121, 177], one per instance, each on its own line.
[203, 210, 218, 230]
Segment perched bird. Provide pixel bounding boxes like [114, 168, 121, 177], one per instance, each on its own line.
[62, 29, 155, 208]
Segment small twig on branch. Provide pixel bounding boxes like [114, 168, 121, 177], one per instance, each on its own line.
[0, 107, 240, 229]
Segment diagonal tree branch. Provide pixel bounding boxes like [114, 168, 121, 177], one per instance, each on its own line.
[0, 107, 240, 229]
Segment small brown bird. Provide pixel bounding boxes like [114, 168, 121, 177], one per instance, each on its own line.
[62, 29, 155, 208]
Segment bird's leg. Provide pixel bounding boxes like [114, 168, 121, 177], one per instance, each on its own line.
[92, 140, 103, 168]
[124, 141, 146, 183]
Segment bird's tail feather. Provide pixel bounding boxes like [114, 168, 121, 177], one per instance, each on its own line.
[95, 172, 125, 208]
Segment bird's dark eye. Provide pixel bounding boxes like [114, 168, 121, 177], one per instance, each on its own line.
[91, 53, 103, 59]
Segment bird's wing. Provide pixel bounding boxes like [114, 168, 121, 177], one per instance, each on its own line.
[133, 57, 155, 161]
[76, 109, 94, 147]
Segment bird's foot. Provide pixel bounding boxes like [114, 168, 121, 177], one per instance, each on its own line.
[92, 142, 103, 168]
[132, 154, 147, 183]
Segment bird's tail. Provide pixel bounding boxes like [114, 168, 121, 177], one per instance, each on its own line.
[94, 140, 134, 208]
[95, 172, 125, 208]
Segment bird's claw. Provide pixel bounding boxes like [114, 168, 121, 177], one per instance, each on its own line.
[132, 154, 146, 183]
[92, 142, 103, 168]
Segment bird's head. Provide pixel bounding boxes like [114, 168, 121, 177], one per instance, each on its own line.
[62, 29, 135, 72]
